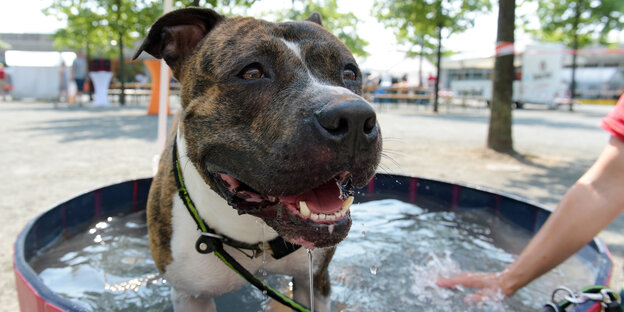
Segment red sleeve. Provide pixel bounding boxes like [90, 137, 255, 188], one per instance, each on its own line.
[600, 95, 624, 143]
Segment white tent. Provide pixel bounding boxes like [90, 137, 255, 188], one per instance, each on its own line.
[5, 50, 76, 100]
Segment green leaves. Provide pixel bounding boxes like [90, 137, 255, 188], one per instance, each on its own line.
[43, 0, 162, 58]
[524, 0, 624, 48]
[0, 39, 10, 50]
[374, 0, 492, 61]
[375, 0, 492, 40]
[43, 0, 259, 58]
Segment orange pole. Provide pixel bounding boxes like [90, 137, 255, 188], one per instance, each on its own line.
[145, 59, 171, 115]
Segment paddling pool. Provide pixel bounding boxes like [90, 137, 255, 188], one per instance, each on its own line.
[13, 174, 613, 311]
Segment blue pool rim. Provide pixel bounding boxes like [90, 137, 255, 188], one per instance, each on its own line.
[13, 174, 613, 312]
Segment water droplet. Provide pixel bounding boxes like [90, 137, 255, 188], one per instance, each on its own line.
[93, 235, 102, 243]
[370, 264, 380, 275]
[307, 248, 315, 312]
[107, 217, 112, 222]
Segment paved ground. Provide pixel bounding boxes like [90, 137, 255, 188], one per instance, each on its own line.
[0, 99, 620, 311]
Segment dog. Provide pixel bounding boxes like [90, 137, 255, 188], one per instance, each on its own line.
[133, 7, 382, 312]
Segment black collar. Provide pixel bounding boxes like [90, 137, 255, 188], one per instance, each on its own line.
[171, 137, 300, 259]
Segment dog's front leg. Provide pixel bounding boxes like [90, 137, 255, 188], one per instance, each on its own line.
[171, 288, 217, 312]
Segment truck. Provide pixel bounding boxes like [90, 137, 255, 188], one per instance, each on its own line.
[447, 43, 571, 109]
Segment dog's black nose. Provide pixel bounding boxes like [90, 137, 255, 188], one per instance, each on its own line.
[315, 100, 378, 148]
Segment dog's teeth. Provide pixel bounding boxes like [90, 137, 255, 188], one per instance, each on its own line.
[319, 214, 327, 221]
[342, 196, 354, 211]
[334, 211, 341, 219]
[299, 201, 311, 217]
[340, 196, 354, 216]
[311, 213, 319, 221]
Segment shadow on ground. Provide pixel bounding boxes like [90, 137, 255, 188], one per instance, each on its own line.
[24, 110, 170, 143]
[503, 153, 591, 206]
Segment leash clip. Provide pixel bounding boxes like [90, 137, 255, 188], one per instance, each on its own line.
[195, 232, 223, 254]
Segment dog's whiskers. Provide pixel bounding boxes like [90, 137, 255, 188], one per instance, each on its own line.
[380, 153, 402, 173]
[381, 136, 403, 142]
[381, 149, 404, 157]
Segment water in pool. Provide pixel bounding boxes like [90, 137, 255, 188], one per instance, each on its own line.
[29, 199, 596, 311]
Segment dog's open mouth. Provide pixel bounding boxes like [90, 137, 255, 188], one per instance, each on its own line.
[214, 172, 355, 248]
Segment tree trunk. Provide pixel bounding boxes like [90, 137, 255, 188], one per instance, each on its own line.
[433, 23, 442, 113]
[117, 0, 125, 106]
[118, 31, 125, 106]
[487, 0, 515, 153]
[569, 0, 581, 112]
[418, 38, 424, 87]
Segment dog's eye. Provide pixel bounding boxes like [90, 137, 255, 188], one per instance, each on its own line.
[343, 68, 357, 81]
[240, 65, 264, 80]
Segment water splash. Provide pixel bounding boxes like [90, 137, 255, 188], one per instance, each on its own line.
[369, 264, 380, 275]
[257, 220, 268, 311]
[408, 252, 461, 305]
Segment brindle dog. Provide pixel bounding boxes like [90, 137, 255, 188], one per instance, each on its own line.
[134, 7, 381, 312]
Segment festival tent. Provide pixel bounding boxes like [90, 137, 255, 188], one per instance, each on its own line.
[5, 50, 75, 100]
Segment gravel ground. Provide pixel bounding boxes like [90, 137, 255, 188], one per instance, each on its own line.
[1, 99, 620, 311]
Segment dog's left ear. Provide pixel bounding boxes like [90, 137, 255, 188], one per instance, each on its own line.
[133, 8, 224, 73]
[305, 12, 323, 26]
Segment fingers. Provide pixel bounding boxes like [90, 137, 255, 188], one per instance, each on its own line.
[437, 272, 509, 305]
[464, 289, 505, 305]
[436, 272, 495, 289]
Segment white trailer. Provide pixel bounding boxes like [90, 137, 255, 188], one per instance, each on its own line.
[516, 43, 569, 109]
[447, 43, 570, 109]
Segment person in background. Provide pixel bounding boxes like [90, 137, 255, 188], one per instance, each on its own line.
[55, 62, 69, 108]
[71, 51, 88, 105]
[0, 63, 6, 101]
[392, 73, 409, 88]
[437, 94, 624, 303]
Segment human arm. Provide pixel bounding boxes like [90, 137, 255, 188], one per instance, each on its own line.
[437, 136, 624, 301]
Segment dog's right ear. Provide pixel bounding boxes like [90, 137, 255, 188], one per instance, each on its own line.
[133, 8, 224, 72]
[305, 12, 323, 26]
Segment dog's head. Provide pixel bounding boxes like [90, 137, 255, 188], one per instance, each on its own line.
[135, 8, 382, 248]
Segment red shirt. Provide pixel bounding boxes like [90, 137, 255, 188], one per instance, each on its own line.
[601, 95, 624, 142]
[0, 68, 5, 80]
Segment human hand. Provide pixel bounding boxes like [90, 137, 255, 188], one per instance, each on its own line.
[436, 271, 514, 304]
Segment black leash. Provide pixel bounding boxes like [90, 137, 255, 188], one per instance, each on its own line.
[171, 139, 310, 312]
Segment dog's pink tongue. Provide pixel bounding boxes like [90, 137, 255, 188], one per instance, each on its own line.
[281, 181, 342, 213]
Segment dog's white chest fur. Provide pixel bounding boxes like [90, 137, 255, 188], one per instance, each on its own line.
[164, 132, 315, 297]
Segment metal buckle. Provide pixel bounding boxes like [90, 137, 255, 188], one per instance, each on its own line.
[195, 232, 223, 254]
